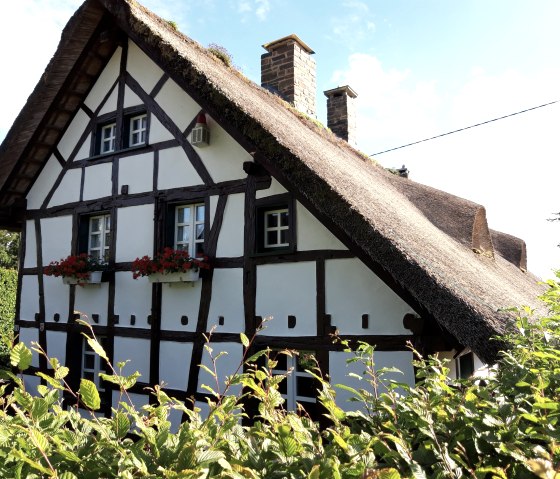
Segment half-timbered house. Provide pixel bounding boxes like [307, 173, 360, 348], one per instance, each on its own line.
[0, 0, 544, 422]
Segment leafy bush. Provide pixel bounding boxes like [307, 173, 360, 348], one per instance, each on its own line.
[0, 280, 559, 478]
[0, 268, 16, 366]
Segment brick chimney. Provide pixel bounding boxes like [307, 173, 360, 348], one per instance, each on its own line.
[324, 85, 358, 146]
[261, 34, 316, 117]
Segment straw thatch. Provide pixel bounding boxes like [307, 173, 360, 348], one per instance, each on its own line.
[0, 0, 546, 362]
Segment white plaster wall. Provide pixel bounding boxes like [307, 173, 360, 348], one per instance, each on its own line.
[161, 282, 201, 332]
[23, 374, 41, 394]
[112, 391, 149, 412]
[325, 258, 412, 335]
[149, 116, 174, 144]
[329, 350, 415, 411]
[48, 169, 81, 207]
[83, 163, 113, 200]
[119, 152, 153, 194]
[46, 331, 67, 367]
[44, 275, 69, 323]
[256, 262, 316, 336]
[24, 220, 37, 268]
[197, 342, 243, 396]
[256, 178, 287, 199]
[127, 40, 163, 94]
[195, 117, 250, 182]
[74, 129, 91, 162]
[123, 85, 142, 109]
[207, 269, 244, 333]
[168, 408, 184, 434]
[98, 88, 118, 116]
[113, 337, 150, 381]
[215, 193, 244, 257]
[74, 284, 109, 326]
[26, 156, 62, 209]
[157, 147, 203, 190]
[114, 272, 152, 329]
[84, 47, 121, 111]
[115, 204, 154, 262]
[296, 202, 347, 251]
[159, 341, 193, 391]
[154, 79, 200, 132]
[40, 216, 73, 264]
[18, 328, 40, 367]
[20, 276, 39, 322]
[58, 110, 90, 161]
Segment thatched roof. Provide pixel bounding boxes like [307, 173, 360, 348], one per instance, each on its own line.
[0, 0, 546, 362]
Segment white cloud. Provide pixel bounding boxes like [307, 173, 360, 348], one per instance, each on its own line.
[255, 0, 270, 21]
[329, 1, 376, 49]
[234, 0, 270, 22]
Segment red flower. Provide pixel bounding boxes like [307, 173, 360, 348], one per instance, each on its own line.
[131, 249, 211, 278]
[44, 254, 106, 280]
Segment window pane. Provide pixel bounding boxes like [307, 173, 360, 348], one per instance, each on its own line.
[280, 230, 288, 245]
[296, 376, 315, 398]
[266, 212, 278, 228]
[105, 216, 110, 230]
[176, 243, 188, 252]
[84, 371, 94, 382]
[196, 224, 204, 240]
[90, 250, 101, 260]
[195, 243, 204, 256]
[90, 235, 100, 248]
[84, 355, 94, 370]
[90, 218, 101, 232]
[196, 205, 205, 222]
[105, 232, 111, 247]
[280, 211, 289, 227]
[278, 378, 287, 395]
[177, 226, 189, 243]
[267, 231, 277, 246]
[177, 207, 190, 224]
[273, 354, 287, 371]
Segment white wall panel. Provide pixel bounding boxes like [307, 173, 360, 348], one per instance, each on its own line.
[23, 374, 41, 394]
[325, 258, 412, 335]
[18, 328, 40, 367]
[84, 47, 121, 111]
[329, 350, 415, 411]
[74, 130, 91, 162]
[256, 178, 287, 199]
[256, 262, 316, 336]
[83, 163, 112, 200]
[74, 283, 109, 326]
[194, 117, 250, 182]
[58, 110, 90, 161]
[207, 269, 244, 333]
[113, 391, 149, 412]
[297, 201, 347, 251]
[127, 40, 163, 94]
[161, 282, 201, 332]
[48, 169, 81, 207]
[113, 337, 150, 381]
[24, 220, 37, 268]
[44, 275, 69, 323]
[40, 216, 72, 264]
[197, 342, 243, 396]
[20, 276, 39, 322]
[123, 85, 142, 108]
[119, 152, 153, 194]
[215, 193, 244, 257]
[149, 115, 174, 143]
[154, 79, 200, 132]
[98, 88, 118, 116]
[46, 331, 67, 367]
[157, 146, 203, 190]
[26, 156, 62, 209]
[114, 272, 152, 329]
[159, 341, 193, 391]
[115, 204, 154, 262]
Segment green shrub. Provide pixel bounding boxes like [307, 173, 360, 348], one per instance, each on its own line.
[0, 279, 559, 478]
[0, 268, 16, 366]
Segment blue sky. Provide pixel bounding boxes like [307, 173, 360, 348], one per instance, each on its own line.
[1, 1, 559, 278]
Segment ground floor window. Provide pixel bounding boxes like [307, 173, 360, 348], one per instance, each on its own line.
[82, 337, 106, 392]
[270, 351, 317, 412]
[174, 203, 205, 256]
[88, 214, 111, 261]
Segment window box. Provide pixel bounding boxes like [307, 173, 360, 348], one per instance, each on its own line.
[147, 269, 200, 284]
[62, 270, 103, 285]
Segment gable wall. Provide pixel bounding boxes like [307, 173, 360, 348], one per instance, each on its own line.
[18, 37, 419, 414]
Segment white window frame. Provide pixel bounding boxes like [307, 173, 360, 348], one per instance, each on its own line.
[271, 352, 316, 411]
[264, 208, 290, 248]
[129, 113, 147, 147]
[100, 123, 116, 154]
[82, 338, 105, 392]
[175, 203, 205, 256]
[88, 214, 111, 261]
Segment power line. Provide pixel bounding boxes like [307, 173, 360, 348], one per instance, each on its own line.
[370, 99, 560, 157]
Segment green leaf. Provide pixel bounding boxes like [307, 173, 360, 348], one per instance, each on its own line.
[54, 365, 69, 380]
[31, 398, 49, 421]
[79, 378, 101, 410]
[59, 472, 79, 479]
[85, 336, 108, 361]
[10, 342, 32, 370]
[114, 412, 130, 439]
[240, 333, 249, 347]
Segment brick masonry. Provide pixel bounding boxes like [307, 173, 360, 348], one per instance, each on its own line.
[324, 86, 357, 145]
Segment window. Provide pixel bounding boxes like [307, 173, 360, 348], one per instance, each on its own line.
[100, 123, 116, 154]
[255, 194, 295, 254]
[456, 351, 475, 379]
[270, 351, 317, 412]
[88, 215, 111, 261]
[82, 337, 106, 392]
[129, 113, 147, 147]
[174, 203, 205, 256]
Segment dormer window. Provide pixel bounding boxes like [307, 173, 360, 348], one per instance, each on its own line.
[129, 113, 147, 147]
[255, 193, 296, 254]
[100, 123, 116, 154]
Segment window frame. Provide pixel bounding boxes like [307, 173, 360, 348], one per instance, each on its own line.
[255, 193, 296, 255]
[456, 351, 475, 379]
[127, 112, 148, 148]
[87, 214, 111, 262]
[100, 122, 117, 154]
[165, 200, 207, 257]
[269, 351, 317, 411]
[174, 203, 206, 257]
[77, 212, 112, 261]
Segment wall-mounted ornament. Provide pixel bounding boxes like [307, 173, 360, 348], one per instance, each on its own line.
[190, 112, 210, 147]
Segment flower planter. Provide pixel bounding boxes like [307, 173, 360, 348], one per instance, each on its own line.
[62, 271, 103, 285]
[148, 269, 200, 284]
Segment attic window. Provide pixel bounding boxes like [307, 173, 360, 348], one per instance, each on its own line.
[129, 113, 147, 147]
[100, 123, 116, 154]
[255, 193, 296, 254]
[92, 108, 149, 156]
